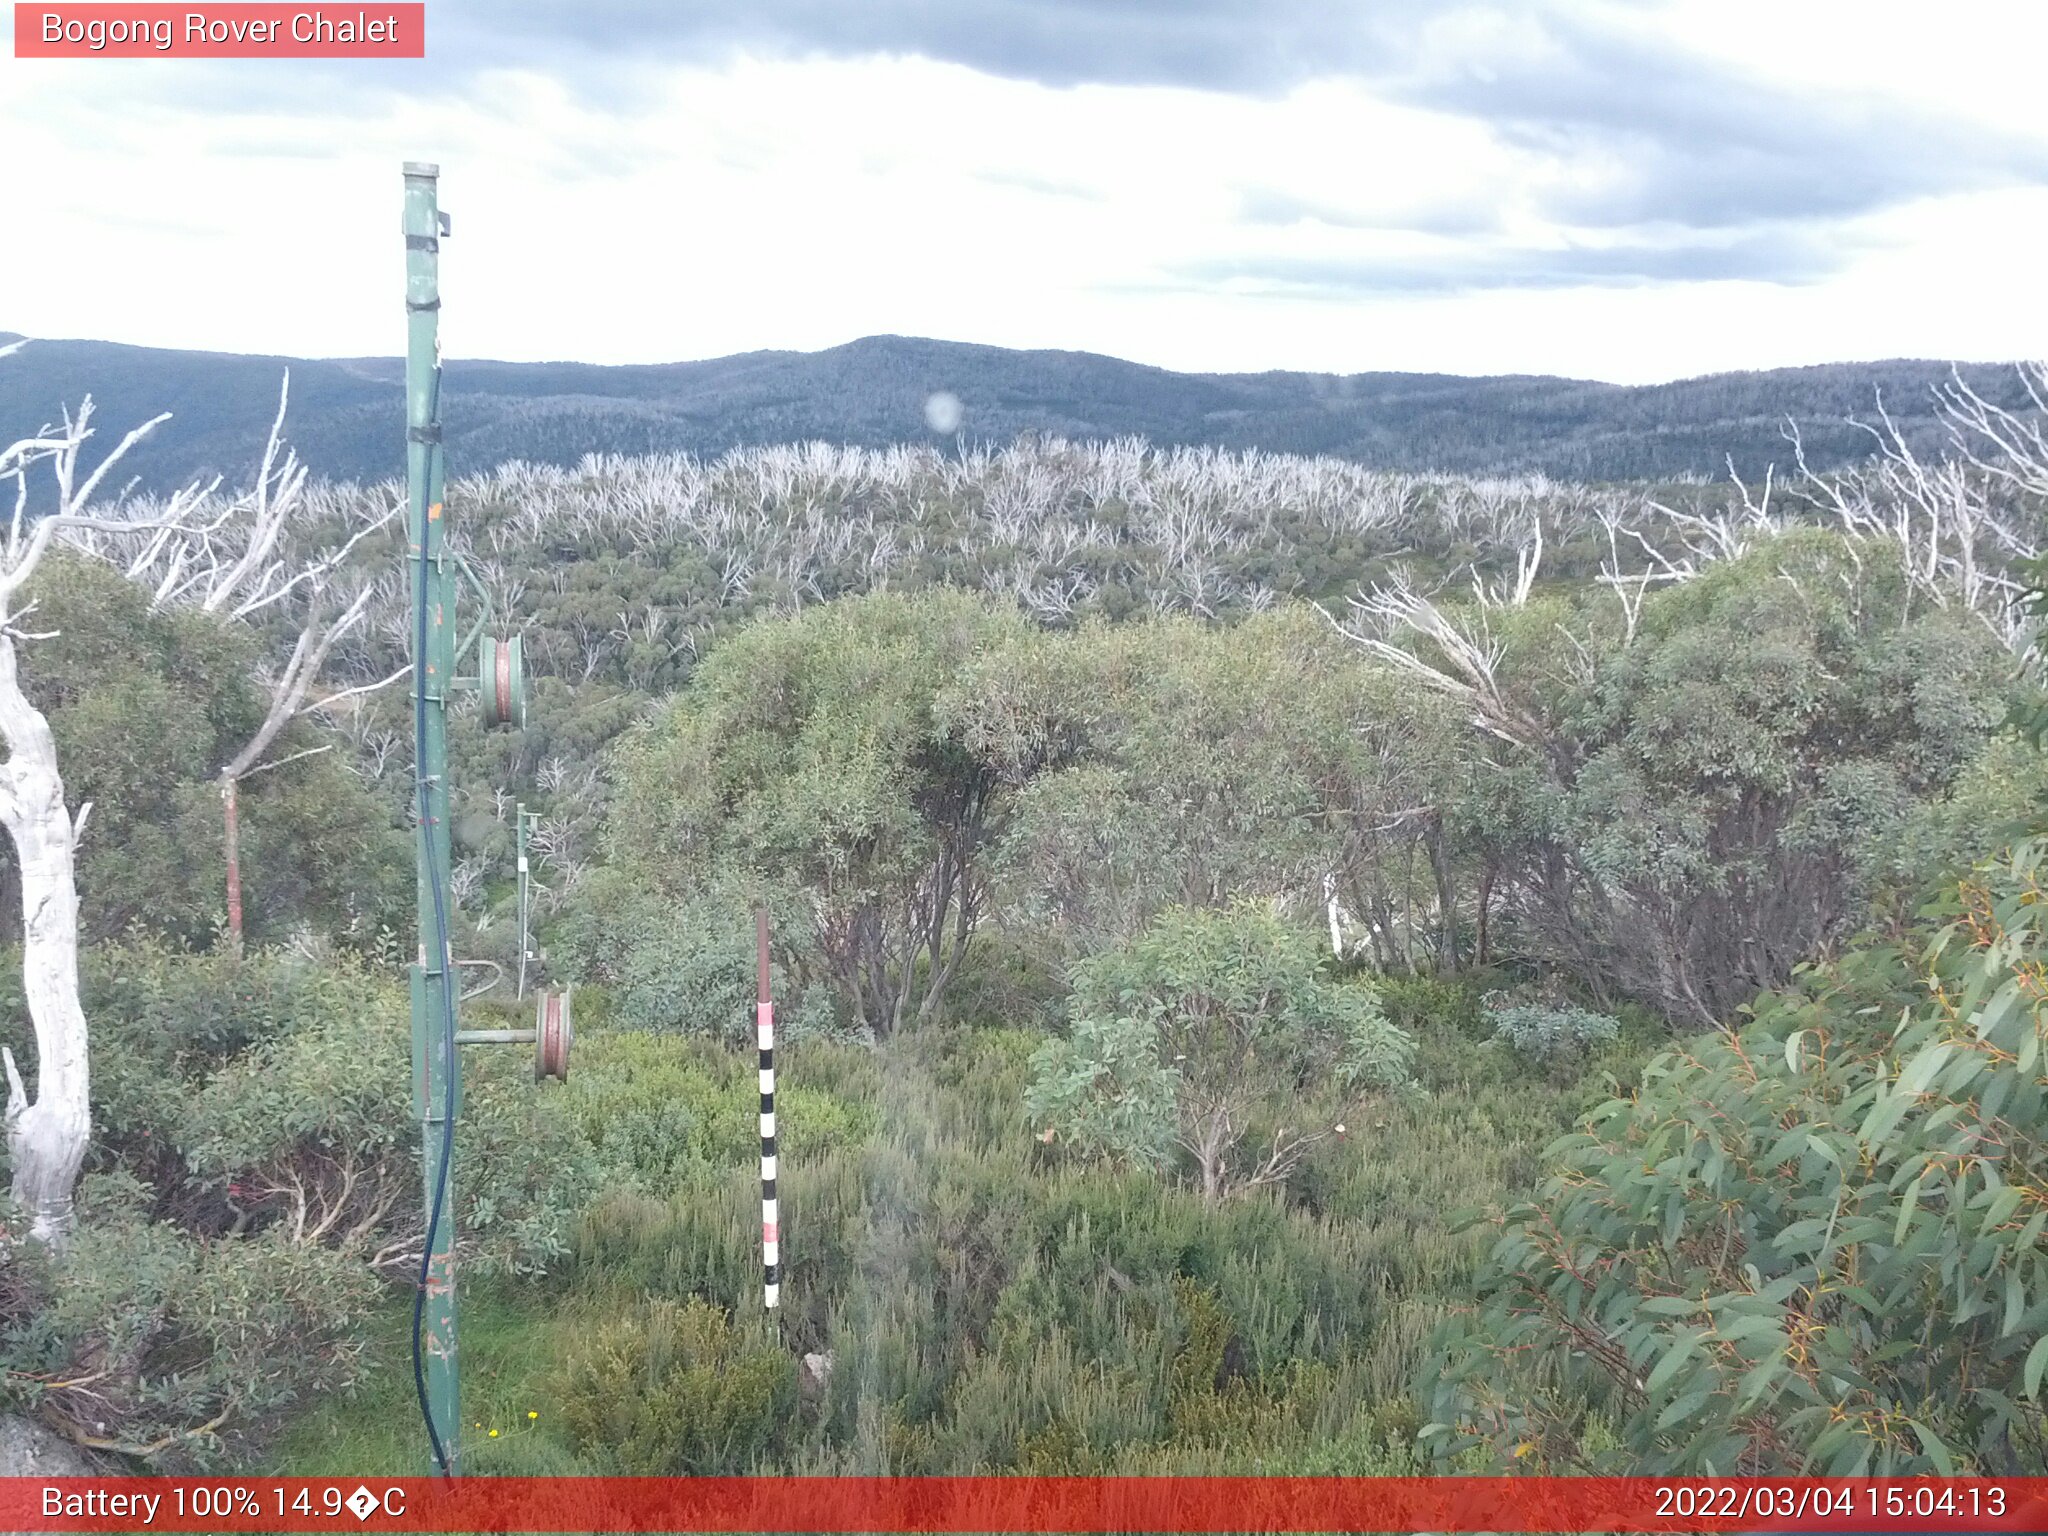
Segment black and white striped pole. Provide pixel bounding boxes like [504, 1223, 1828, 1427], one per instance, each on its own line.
[756, 906, 780, 1311]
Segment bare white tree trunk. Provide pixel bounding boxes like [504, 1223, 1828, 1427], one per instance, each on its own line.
[0, 361, 254, 1244]
[0, 632, 89, 1245]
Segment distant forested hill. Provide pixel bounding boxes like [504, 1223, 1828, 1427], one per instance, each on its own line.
[0, 329, 2029, 492]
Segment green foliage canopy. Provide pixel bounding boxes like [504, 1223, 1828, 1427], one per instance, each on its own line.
[608, 590, 1036, 1035]
[6, 554, 408, 949]
[1484, 531, 2014, 1021]
[1028, 904, 1412, 1202]
[953, 608, 1467, 960]
[1426, 838, 2048, 1475]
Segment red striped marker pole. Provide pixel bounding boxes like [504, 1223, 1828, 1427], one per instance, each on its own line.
[756, 906, 779, 1310]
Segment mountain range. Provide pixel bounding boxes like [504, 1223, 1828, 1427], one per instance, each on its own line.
[0, 330, 2027, 493]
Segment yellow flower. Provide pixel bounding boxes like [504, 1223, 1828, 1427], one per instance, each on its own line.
[489, 1428, 500, 1438]
[528, 1411, 539, 1419]
[1513, 1442, 1535, 1459]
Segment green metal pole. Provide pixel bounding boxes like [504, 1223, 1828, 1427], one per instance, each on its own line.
[403, 160, 461, 1476]
[516, 811, 540, 1003]
[516, 805, 530, 1001]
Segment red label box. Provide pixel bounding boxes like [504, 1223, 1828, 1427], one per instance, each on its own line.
[8, 1476, 2048, 1533]
[14, 3, 425, 57]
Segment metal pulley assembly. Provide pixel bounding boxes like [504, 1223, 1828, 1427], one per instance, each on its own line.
[448, 549, 527, 730]
[452, 984, 570, 1082]
[477, 633, 527, 729]
[448, 808, 567, 1075]
[534, 985, 572, 1082]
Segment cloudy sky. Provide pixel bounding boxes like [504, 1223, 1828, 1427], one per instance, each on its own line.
[4, 0, 2046, 382]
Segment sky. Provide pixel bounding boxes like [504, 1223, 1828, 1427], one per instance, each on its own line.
[3, 0, 2046, 384]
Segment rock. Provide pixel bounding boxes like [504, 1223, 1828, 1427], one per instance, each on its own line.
[0, 1413, 96, 1476]
[0, 1415, 108, 1536]
[799, 1350, 834, 1399]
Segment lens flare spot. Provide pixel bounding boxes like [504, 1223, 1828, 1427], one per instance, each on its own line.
[924, 391, 964, 435]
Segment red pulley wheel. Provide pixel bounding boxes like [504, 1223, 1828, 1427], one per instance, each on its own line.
[535, 987, 572, 1081]
[494, 638, 512, 726]
[478, 635, 526, 729]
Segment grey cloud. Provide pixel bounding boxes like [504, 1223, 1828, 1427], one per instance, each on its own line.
[977, 170, 1106, 201]
[1380, 8, 2048, 231]
[421, 0, 2048, 242]
[1236, 188, 1500, 238]
[435, 0, 1390, 96]
[41, 0, 2048, 277]
[93, 1, 1401, 124]
[1166, 226, 1855, 297]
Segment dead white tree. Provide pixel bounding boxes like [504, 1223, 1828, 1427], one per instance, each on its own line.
[1322, 573, 1547, 750]
[1938, 362, 2048, 497]
[211, 586, 387, 953]
[0, 387, 223, 1244]
[1780, 383, 2042, 654]
[0, 363, 407, 1243]
[1592, 505, 1657, 646]
[1472, 517, 1544, 609]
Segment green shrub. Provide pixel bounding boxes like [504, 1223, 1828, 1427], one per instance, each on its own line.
[0, 552, 409, 950]
[0, 1209, 378, 1468]
[937, 929, 1068, 1032]
[1424, 838, 2048, 1475]
[1371, 973, 1487, 1038]
[1495, 530, 2013, 1024]
[554, 1297, 794, 1473]
[1025, 1013, 1177, 1168]
[552, 870, 840, 1043]
[604, 590, 1036, 1037]
[1028, 905, 1412, 1200]
[1486, 1000, 1621, 1068]
[0, 941, 598, 1279]
[561, 1030, 877, 1193]
[167, 981, 594, 1278]
[22, 943, 387, 1186]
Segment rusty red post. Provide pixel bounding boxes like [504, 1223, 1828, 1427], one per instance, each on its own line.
[221, 775, 243, 956]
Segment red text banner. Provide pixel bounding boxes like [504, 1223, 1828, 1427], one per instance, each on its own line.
[6, 1477, 2048, 1533]
[14, 5, 425, 57]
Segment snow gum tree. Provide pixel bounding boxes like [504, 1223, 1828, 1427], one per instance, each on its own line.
[0, 354, 373, 1243]
[0, 378, 182, 1241]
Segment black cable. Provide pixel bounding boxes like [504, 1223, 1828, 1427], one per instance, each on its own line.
[410, 361, 459, 1477]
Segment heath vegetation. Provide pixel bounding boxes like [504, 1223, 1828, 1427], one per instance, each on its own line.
[2, 359, 2046, 1476]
